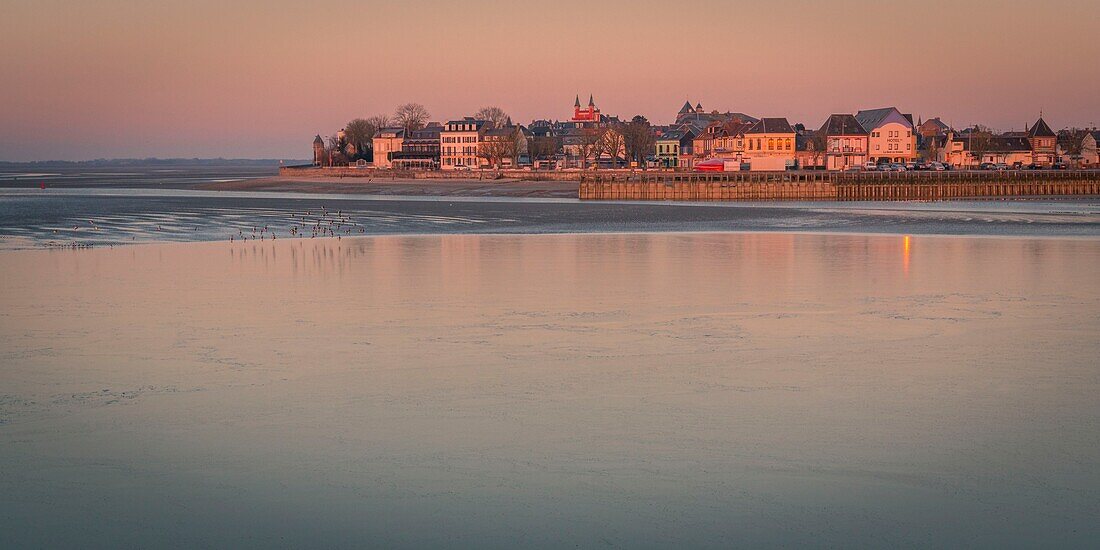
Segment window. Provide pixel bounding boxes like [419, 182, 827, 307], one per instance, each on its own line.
[768, 139, 775, 150]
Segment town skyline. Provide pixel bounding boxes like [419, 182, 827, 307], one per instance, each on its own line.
[3, 0, 1099, 161]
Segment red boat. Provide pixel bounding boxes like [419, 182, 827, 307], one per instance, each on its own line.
[693, 158, 726, 172]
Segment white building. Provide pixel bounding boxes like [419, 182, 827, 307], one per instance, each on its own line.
[440, 118, 491, 170]
[856, 107, 916, 164]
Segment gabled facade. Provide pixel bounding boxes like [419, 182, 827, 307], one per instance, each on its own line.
[1027, 117, 1056, 165]
[819, 114, 869, 170]
[917, 117, 950, 138]
[371, 128, 405, 169]
[743, 118, 796, 170]
[856, 107, 916, 164]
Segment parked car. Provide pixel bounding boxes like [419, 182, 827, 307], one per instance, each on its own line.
[1052, 162, 1068, 170]
[930, 162, 946, 171]
[993, 163, 1009, 171]
[979, 162, 995, 170]
[889, 163, 907, 172]
[863, 162, 878, 171]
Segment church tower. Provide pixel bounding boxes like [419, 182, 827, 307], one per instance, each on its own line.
[313, 135, 325, 166]
[571, 94, 601, 125]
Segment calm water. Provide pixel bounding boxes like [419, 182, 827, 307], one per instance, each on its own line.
[1, 233, 1099, 548]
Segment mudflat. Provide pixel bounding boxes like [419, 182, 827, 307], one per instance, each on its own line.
[198, 175, 579, 198]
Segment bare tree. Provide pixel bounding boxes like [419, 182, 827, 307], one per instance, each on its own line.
[365, 115, 391, 131]
[968, 126, 994, 166]
[474, 106, 510, 129]
[528, 136, 561, 167]
[1058, 128, 1087, 165]
[344, 117, 385, 161]
[325, 135, 349, 166]
[394, 103, 430, 133]
[809, 130, 828, 168]
[510, 128, 527, 166]
[598, 126, 626, 168]
[477, 133, 513, 170]
[579, 127, 605, 170]
[622, 118, 655, 169]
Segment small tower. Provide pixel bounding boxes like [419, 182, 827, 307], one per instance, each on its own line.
[312, 135, 325, 166]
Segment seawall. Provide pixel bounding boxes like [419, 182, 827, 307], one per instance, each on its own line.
[579, 171, 1100, 201]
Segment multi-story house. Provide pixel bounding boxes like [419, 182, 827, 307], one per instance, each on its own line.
[856, 107, 916, 164]
[371, 128, 405, 169]
[711, 121, 754, 162]
[655, 128, 695, 168]
[742, 118, 796, 171]
[392, 123, 442, 170]
[441, 118, 491, 170]
[819, 114, 869, 170]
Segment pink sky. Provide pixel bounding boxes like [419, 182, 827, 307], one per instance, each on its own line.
[1, 0, 1098, 161]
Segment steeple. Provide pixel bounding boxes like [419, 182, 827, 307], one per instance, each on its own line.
[588, 94, 594, 107]
[575, 95, 581, 108]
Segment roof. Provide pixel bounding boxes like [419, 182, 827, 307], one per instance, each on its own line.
[818, 114, 867, 136]
[658, 130, 685, 141]
[408, 126, 441, 140]
[746, 118, 795, 134]
[951, 135, 1033, 152]
[1028, 117, 1056, 138]
[373, 127, 405, 138]
[855, 107, 913, 131]
[678, 101, 694, 114]
[920, 117, 950, 130]
[989, 136, 1033, 152]
[443, 118, 490, 130]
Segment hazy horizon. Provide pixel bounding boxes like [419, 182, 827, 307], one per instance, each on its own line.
[3, 0, 1098, 161]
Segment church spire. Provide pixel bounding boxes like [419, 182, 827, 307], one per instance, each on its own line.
[588, 94, 594, 107]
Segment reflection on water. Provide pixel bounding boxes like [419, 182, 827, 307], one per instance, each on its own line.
[1, 233, 1099, 548]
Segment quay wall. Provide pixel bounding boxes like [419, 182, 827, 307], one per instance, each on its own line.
[578, 171, 1100, 201]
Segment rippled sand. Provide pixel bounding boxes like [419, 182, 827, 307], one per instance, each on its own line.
[1, 233, 1098, 548]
